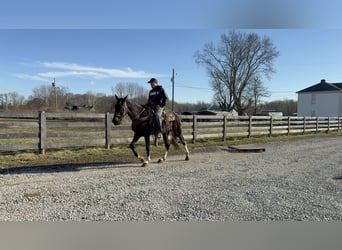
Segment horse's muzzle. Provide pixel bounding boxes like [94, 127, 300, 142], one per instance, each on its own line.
[112, 116, 121, 125]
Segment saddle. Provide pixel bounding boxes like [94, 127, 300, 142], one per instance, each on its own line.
[163, 110, 176, 122]
[140, 105, 176, 122]
[131, 106, 174, 127]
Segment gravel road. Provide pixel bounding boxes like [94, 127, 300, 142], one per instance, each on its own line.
[0, 135, 341, 221]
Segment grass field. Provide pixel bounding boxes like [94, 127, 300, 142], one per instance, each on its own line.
[1, 131, 341, 169]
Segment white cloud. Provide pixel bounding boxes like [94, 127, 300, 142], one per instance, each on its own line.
[16, 61, 166, 82]
[15, 73, 50, 82]
[38, 71, 106, 79]
[38, 61, 156, 78]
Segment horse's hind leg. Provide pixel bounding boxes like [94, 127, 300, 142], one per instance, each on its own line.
[179, 134, 190, 161]
[158, 132, 171, 163]
[172, 117, 189, 161]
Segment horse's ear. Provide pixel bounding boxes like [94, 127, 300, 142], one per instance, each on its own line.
[123, 95, 128, 101]
[115, 94, 119, 100]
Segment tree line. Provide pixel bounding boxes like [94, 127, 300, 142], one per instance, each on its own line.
[0, 82, 296, 115]
[0, 82, 220, 114]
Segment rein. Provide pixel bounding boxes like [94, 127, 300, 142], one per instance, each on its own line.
[125, 100, 149, 123]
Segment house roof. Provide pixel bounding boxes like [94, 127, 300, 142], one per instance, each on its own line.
[297, 79, 342, 93]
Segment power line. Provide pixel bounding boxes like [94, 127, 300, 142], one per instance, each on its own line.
[164, 84, 211, 90]
[269, 91, 296, 93]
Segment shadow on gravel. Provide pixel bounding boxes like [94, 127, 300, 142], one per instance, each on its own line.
[332, 175, 342, 180]
[0, 161, 140, 175]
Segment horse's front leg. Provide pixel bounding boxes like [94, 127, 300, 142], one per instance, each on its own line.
[141, 134, 151, 167]
[158, 132, 171, 163]
[130, 134, 146, 164]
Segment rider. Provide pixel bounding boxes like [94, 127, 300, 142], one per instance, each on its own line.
[146, 78, 168, 133]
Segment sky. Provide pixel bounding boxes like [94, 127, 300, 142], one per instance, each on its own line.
[1, 0, 342, 104]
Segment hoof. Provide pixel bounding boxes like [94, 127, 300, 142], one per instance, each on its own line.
[158, 158, 164, 163]
[141, 162, 148, 167]
[185, 156, 190, 161]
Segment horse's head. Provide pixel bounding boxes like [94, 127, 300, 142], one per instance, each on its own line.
[112, 95, 128, 125]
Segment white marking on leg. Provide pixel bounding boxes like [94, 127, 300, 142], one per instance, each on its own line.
[163, 151, 168, 161]
[141, 160, 149, 167]
[138, 155, 145, 162]
[184, 144, 190, 160]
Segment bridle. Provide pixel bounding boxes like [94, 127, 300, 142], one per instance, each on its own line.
[113, 97, 148, 124]
[114, 100, 127, 122]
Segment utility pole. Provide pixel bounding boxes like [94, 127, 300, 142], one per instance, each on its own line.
[171, 68, 175, 112]
[52, 78, 57, 111]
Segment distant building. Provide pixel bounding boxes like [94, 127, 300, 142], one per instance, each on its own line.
[180, 109, 237, 116]
[258, 110, 283, 116]
[297, 79, 342, 117]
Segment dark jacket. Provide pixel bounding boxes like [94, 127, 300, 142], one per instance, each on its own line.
[147, 85, 168, 108]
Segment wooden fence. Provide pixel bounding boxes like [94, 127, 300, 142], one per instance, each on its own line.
[0, 112, 341, 154]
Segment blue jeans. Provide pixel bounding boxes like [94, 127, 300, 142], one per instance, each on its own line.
[154, 106, 164, 133]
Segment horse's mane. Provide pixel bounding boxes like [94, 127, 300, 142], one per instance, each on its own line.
[125, 98, 144, 112]
[124, 98, 151, 122]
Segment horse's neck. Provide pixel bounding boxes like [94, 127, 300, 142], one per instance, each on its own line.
[126, 100, 144, 120]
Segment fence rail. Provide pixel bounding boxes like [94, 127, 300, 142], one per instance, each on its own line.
[0, 112, 341, 154]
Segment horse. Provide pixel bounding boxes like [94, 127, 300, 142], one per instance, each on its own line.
[112, 95, 190, 167]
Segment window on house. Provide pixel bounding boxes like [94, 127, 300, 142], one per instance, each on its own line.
[311, 94, 316, 104]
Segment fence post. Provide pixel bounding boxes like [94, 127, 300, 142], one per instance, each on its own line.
[105, 112, 112, 149]
[327, 117, 330, 133]
[39, 111, 46, 155]
[192, 114, 197, 144]
[269, 116, 273, 137]
[248, 116, 252, 138]
[222, 115, 227, 141]
[316, 117, 319, 133]
[287, 116, 291, 135]
[303, 116, 306, 135]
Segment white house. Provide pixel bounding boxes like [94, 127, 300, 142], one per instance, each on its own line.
[297, 79, 342, 117]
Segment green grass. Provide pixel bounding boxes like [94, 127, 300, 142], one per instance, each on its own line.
[0, 131, 341, 169]
[0, 127, 132, 145]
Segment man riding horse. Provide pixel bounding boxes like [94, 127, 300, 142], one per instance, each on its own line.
[146, 78, 168, 134]
[113, 92, 190, 167]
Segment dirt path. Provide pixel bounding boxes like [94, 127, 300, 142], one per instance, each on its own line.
[0, 136, 341, 221]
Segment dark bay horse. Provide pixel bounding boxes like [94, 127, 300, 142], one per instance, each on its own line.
[112, 95, 190, 167]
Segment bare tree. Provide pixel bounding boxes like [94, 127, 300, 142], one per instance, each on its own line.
[8, 92, 25, 108]
[95, 94, 116, 113]
[83, 91, 97, 108]
[247, 76, 270, 115]
[30, 85, 50, 107]
[0, 93, 9, 110]
[26, 98, 48, 111]
[210, 77, 233, 111]
[194, 30, 279, 115]
[29, 84, 69, 110]
[112, 82, 148, 103]
[0, 92, 25, 110]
